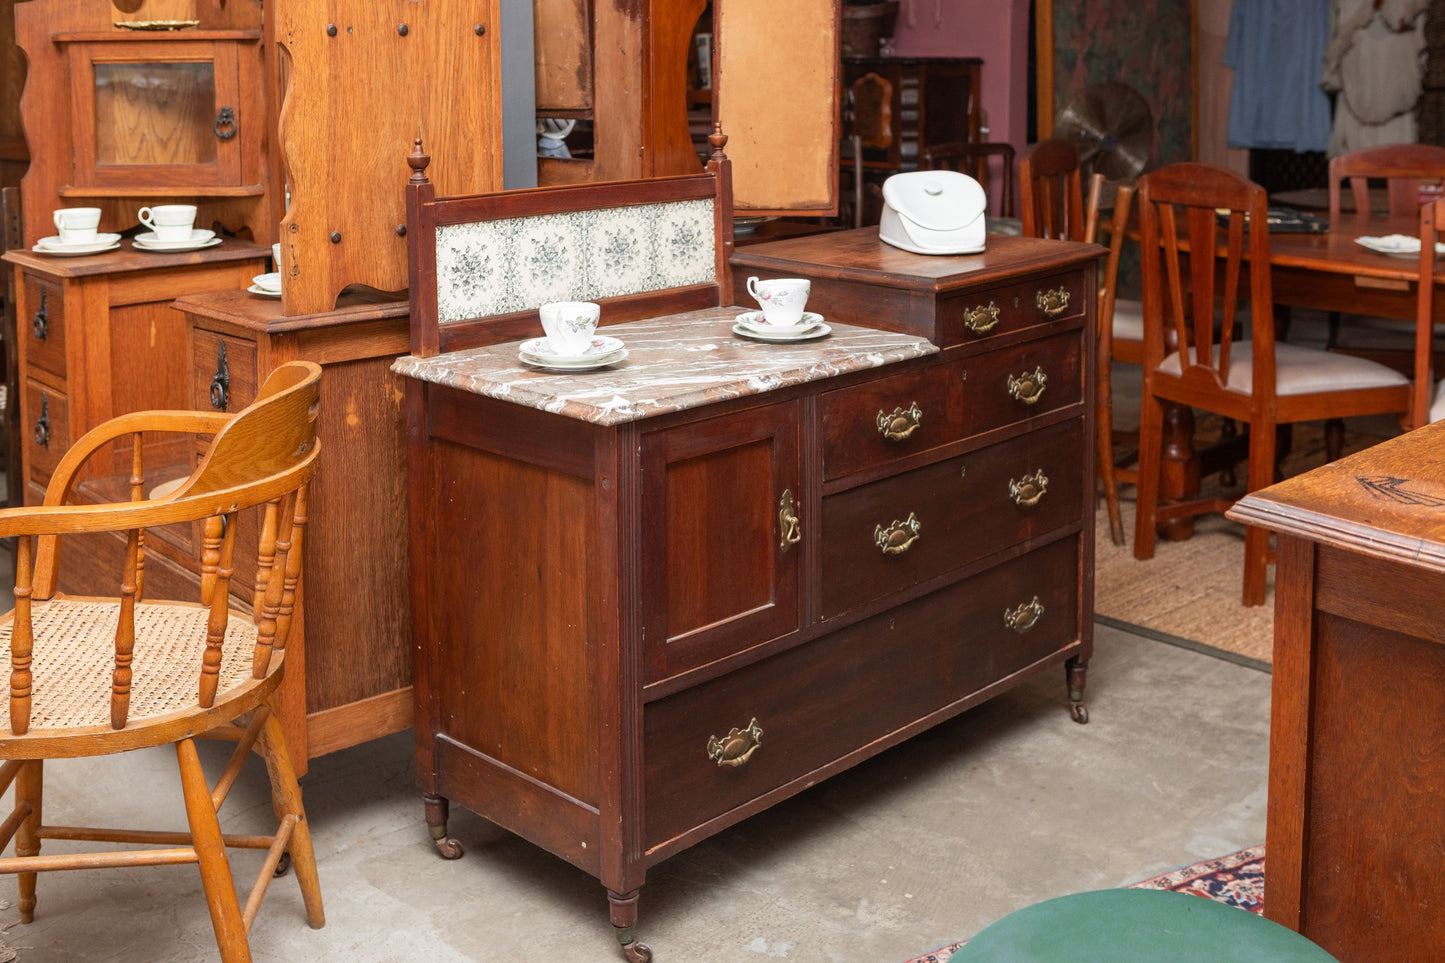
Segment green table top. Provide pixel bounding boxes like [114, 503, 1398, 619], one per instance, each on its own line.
[952, 889, 1337, 962]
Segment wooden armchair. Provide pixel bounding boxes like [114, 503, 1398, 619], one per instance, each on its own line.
[1019, 137, 1087, 241]
[1132, 163, 1411, 606]
[0, 361, 325, 961]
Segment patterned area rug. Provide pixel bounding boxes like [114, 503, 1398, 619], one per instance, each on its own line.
[899, 845, 1266, 963]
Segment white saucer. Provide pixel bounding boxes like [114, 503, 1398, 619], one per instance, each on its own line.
[734, 309, 824, 335]
[519, 335, 625, 367]
[34, 233, 122, 255]
[1355, 234, 1445, 259]
[252, 272, 282, 293]
[521, 348, 628, 372]
[134, 230, 220, 252]
[247, 284, 282, 298]
[733, 321, 832, 343]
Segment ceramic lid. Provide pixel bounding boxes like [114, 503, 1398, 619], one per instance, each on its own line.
[881, 170, 986, 232]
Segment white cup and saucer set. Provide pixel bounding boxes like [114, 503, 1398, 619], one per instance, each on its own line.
[519, 301, 628, 372]
[249, 272, 282, 298]
[133, 205, 222, 252]
[34, 207, 122, 256]
[733, 276, 831, 342]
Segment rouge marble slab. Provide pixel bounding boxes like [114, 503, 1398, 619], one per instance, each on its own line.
[391, 306, 939, 425]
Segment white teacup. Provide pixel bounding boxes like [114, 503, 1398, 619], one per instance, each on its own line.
[746, 276, 811, 327]
[138, 204, 198, 243]
[539, 300, 601, 355]
[272, 242, 283, 269]
[53, 207, 102, 245]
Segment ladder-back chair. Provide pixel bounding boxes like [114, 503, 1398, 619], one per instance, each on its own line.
[1020, 137, 1087, 241]
[0, 360, 325, 961]
[921, 140, 1017, 218]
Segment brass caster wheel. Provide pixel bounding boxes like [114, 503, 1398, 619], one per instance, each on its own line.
[622, 940, 653, 962]
[433, 835, 464, 859]
[273, 851, 292, 877]
[1070, 702, 1089, 725]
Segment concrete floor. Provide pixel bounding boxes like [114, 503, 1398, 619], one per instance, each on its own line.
[0, 623, 1271, 963]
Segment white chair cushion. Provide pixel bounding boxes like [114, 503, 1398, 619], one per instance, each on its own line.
[1111, 298, 1144, 343]
[1431, 381, 1445, 422]
[1159, 341, 1408, 395]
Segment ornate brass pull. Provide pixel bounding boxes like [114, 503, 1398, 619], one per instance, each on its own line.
[1007, 367, 1047, 405]
[1004, 597, 1045, 634]
[33, 393, 50, 448]
[214, 106, 237, 141]
[877, 402, 923, 442]
[707, 718, 763, 768]
[209, 341, 230, 412]
[778, 489, 802, 552]
[32, 289, 47, 341]
[874, 512, 921, 555]
[1009, 470, 1049, 507]
[1036, 287, 1070, 317]
[963, 301, 1001, 333]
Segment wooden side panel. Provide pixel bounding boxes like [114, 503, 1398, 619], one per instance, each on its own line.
[716, 0, 838, 213]
[276, 0, 504, 314]
[0, 0, 28, 189]
[534, 0, 592, 113]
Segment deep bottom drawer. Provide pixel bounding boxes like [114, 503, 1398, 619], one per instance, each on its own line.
[643, 535, 1081, 851]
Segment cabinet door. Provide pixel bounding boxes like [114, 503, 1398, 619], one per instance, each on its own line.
[640, 402, 804, 683]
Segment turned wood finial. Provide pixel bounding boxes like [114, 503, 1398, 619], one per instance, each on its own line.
[708, 124, 729, 162]
[408, 138, 431, 184]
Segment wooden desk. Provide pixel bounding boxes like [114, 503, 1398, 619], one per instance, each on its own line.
[1230, 421, 1445, 962]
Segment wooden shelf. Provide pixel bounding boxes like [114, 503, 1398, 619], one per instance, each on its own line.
[53, 29, 261, 42]
[58, 184, 266, 198]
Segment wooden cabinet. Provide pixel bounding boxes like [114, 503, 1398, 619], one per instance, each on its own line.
[401, 235, 1097, 958]
[1230, 422, 1445, 962]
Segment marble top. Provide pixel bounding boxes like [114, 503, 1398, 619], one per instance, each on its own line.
[392, 306, 939, 426]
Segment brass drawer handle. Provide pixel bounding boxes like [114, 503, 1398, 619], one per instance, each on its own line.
[877, 402, 923, 442]
[874, 512, 921, 555]
[1004, 597, 1045, 634]
[33, 393, 50, 448]
[32, 289, 48, 341]
[707, 717, 763, 768]
[1036, 287, 1070, 317]
[1009, 470, 1049, 507]
[963, 301, 1001, 333]
[779, 489, 802, 552]
[1007, 367, 1047, 405]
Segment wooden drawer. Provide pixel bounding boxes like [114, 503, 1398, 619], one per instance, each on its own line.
[191, 328, 259, 415]
[643, 535, 1080, 851]
[820, 358, 960, 481]
[820, 417, 1083, 619]
[23, 380, 70, 487]
[22, 275, 67, 382]
[957, 329, 1082, 438]
[937, 269, 1087, 346]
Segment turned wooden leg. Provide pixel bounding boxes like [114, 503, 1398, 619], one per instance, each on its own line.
[609, 888, 652, 962]
[1158, 402, 1199, 542]
[15, 760, 41, 923]
[1066, 657, 1089, 724]
[423, 794, 463, 859]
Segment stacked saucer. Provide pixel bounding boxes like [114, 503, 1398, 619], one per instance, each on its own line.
[248, 272, 282, 298]
[33, 233, 122, 257]
[134, 229, 221, 253]
[519, 335, 628, 371]
[732, 309, 831, 342]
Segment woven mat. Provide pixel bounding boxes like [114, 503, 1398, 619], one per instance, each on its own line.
[899, 845, 1266, 963]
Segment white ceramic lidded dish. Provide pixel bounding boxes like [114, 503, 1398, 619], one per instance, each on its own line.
[878, 169, 987, 255]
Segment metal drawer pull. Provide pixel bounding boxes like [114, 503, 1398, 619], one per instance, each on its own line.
[1004, 597, 1045, 634]
[32, 289, 48, 341]
[214, 106, 237, 141]
[874, 512, 922, 555]
[963, 301, 1001, 333]
[877, 402, 923, 441]
[1036, 287, 1070, 316]
[1009, 470, 1049, 507]
[209, 341, 231, 412]
[1007, 367, 1048, 405]
[33, 394, 50, 448]
[707, 718, 763, 768]
[778, 489, 802, 552]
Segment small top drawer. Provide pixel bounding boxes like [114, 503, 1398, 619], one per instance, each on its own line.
[820, 359, 961, 481]
[23, 380, 70, 487]
[937, 270, 1087, 346]
[22, 276, 67, 381]
[191, 329, 259, 415]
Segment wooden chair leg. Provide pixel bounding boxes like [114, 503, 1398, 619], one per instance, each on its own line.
[15, 760, 41, 923]
[259, 706, 324, 928]
[1097, 347, 1125, 546]
[176, 738, 252, 963]
[1241, 421, 1278, 607]
[1132, 390, 1165, 561]
[1324, 418, 1345, 462]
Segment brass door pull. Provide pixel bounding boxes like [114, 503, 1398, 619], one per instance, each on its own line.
[1009, 470, 1049, 507]
[779, 489, 802, 552]
[963, 301, 1001, 333]
[1036, 287, 1070, 316]
[1007, 367, 1047, 405]
[874, 512, 921, 555]
[707, 718, 763, 767]
[1004, 597, 1045, 634]
[877, 402, 923, 442]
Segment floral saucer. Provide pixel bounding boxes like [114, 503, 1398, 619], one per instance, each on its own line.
[732, 320, 831, 343]
[734, 309, 824, 335]
[519, 335, 626, 370]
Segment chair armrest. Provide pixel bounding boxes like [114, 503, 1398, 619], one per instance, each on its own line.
[42, 409, 233, 508]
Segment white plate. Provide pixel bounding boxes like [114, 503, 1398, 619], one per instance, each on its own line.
[520, 348, 628, 372]
[134, 228, 216, 247]
[735, 309, 824, 335]
[1355, 234, 1445, 259]
[733, 321, 832, 343]
[247, 284, 282, 298]
[519, 335, 625, 366]
[34, 233, 122, 255]
[252, 272, 282, 292]
[134, 235, 223, 253]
